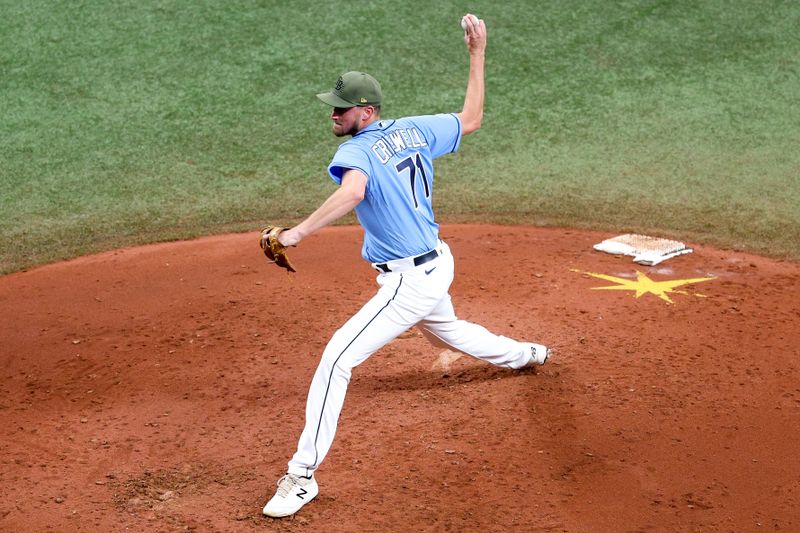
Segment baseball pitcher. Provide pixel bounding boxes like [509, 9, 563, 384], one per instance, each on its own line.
[261, 13, 550, 518]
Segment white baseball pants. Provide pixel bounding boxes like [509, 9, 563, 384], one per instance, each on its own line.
[287, 241, 534, 478]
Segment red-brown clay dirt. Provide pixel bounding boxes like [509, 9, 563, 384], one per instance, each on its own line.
[2, 225, 799, 532]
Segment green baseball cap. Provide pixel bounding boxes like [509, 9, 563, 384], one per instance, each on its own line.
[317, 71, 382, 108]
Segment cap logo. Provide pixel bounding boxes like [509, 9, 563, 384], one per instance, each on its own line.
[360, 97, 367, 103]
[335, 77, 344, 91]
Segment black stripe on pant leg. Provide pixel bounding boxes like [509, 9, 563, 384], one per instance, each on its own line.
[307, 275, 404, 476]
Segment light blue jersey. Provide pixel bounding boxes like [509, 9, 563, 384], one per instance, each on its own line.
[328, 113, 462, 263]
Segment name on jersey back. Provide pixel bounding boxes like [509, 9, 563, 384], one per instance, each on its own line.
[370, 127, 428, 165]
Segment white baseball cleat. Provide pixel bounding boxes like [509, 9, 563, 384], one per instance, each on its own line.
[262, 473, 319, 518]
[523, 343, 550, 368]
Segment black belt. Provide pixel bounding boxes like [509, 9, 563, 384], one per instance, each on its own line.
[374, 248, 439, 273]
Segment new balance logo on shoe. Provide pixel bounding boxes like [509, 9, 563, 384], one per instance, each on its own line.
[522, 343, 550, 368]
[263, 474, 319, 518]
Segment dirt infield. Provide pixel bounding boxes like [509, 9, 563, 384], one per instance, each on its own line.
[2, 225, 799, 531]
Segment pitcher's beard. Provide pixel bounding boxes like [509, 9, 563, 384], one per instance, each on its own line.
[332, 123, 357, 137]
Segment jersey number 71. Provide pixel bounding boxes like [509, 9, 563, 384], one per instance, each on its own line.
[395, 153, 430, 209]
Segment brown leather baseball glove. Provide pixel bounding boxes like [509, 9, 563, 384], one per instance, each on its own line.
[259, 226, 296, 272]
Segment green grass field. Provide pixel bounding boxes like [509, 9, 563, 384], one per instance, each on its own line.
[2, 0, 799, 274]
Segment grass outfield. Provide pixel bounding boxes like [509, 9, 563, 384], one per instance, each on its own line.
[2, 1, 799, 273]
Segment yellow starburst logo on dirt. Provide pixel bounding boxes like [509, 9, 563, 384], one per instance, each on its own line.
[571, 269, 716, 304]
